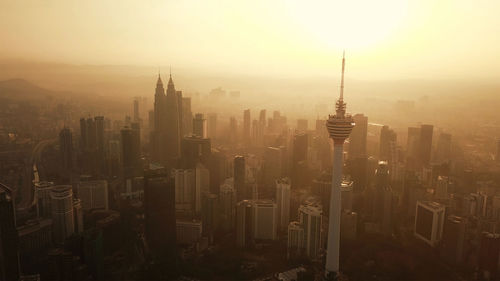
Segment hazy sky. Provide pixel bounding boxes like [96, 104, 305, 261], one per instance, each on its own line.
[1, 0, 499, 80]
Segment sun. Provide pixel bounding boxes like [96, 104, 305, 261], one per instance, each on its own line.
[284, 0, 409, 51]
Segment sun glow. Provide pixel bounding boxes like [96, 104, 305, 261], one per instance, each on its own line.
[285, 0, 409, 51]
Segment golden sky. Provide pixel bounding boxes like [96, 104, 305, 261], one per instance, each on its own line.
[1, 0, 499, 80]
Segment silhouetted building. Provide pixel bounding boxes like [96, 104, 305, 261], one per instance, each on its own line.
[0, 183, 20, 281]
[292, 133, 308, 188]
[243, 109, 251, 145]
[144, 168, 176, 262]
[207, 113, 217, 140]
[193, 113, 206, 138]
[379, 125, 396, 161]
[414, 201, 445, 247]
[478, 232, 500, 279]
[181, 135, 211, 169]
[121, 126, 141, 177]
[220, 178, 236, 232]
[77, 180, 108, 211]
[349, 114, 368, 159]
[234, 156, 246, 201]
[276, 178, 291, 230]
[441, 215, 466, 264]
[35, 181, 55, 219]
[252, 200, 277, 240]
[297, 119, 308, 132]
[419, 124, 434, 167]
[59, 127, 73, 179]
[236, 200, 253, 248]
[182, 97, 193, 136]
[299, 204, 322, 259]
[435, 133, 452, 163]
[51, 185, 75, 245]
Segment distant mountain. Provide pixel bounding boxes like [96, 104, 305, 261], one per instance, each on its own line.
[0, 78, 55, 101]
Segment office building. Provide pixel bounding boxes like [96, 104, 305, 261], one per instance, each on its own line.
[299, 204, 322, 259]
[478, 232, 500, 279]
[176, 220, 202, 245]
[201, 193, 218, 242]
[414, 201, 445, 247]
[419, 124, 434, 166]
[236, 200, 253, 248]
[252, 200, 277, 240]
[348, 114, 368, 159]
[435, 133, 452, 163]
[181, 135, 211, 169]
[174, 169, 196, 211]
[207, 113, 217, 140]
[195, 163, 210, 214]
[340, 180, 353, 211]
[193, 113, 207, 138]
[182, 97, 193, 136]
[144, 168, 176, 260]
[234, 156, 246, 201]
[441, 215, 467, 264]
[35, 181, 55, 219]
[220, 178, 236, 232]
[297, 119, 308, 132]
[0, 183, 20, 281]
[276, 178, 291, 230]
[73, 198, 84, 234]
[292, 133, 308, 188]
[77, 180, 109, 210]
[341, 211, 357, 240]
[379, 125, 397, 161]
[50, 185, 75, 244]
[287, 221, 304, 259]
[243, 109, 251, 144]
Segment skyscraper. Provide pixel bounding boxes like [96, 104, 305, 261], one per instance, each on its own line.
[299, 204, 322, 259]
[35, 181, 55, 219]
[165, 74, 181, 163]
[59, 127, 73, 178]
[325, 52, 355, 276]
[207, 113, 217, 140]
[182, 97, 193, 136]
[0, 183, 20, 281]
[144, 168, 176, 261]
[77, 180, 109, 211]
[414, 201, 445, 247]
[292, 133, 308, 188]
[234, 156, 246, 201]
[236, 200, 253, 248]
[419, 124, 434, 167]
[220, 178, 236, 232]
[276, 178, 291, 230]
[243, 109, 251, 144]
[50, 185, 75, 244]
[348, 114, 367, 159]
[252, 200, 277, 240]
[181, 135, 211, 169]
[193, 113, 206, 138]
[379, 125, 396, 161]
[121, 126, 141, 177]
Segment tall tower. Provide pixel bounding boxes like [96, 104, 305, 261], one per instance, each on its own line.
[325, 52, 355, 277]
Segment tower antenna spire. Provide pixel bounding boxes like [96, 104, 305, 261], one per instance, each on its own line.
[340, 50, 345, 101]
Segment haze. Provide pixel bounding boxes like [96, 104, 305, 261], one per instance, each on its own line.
[1, 0, 500, 80]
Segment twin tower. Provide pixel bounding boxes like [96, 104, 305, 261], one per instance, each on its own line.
[151, 73, 183, 167]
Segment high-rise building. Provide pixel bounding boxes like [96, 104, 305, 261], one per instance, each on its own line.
[252, 200, 277, 240]
[176, 220, 202, 245]
[195, 163, 210, 214]
[77, 180, 109, 210]
[297, 119, 308, 132]
[181, 135, 211, 169]
[406, 127, 421, 169]
[50, 185, 75, 244]
[276, 178, 291, 230]
[182, 97, 193, 136]
[263, 147, 283, 190]
[292, 133, 308, 188]
[414, 201, 445, 247]
[207, 113, 217, 140]
[228, 116, 237, 143]
[193, 113, 207, 138]
[340, 180, 353, 211]
[165, 74, 181, 164]
[340, 211, 357, 240]
[144, 168, 176, 261]
[287, 221, 304, 259]
[348, 114, 368, 159]
[35, 181, 55, 219]
[419, 124, 434, 167]
[435, 133, 452, 163]
[201, 193, 218, 242]
[325, 53, 355, 276]
[0, 183, 20, 281]
[441, 215, 466, 264]
[243, 109, 251, 144]
[174, 169, 196, 212]
[121, 126, 141, 177]
[236, 200, 253, 248]
[73, 198, 84, 233]
[478, 232, 500, 279]
[59, 127, 73, 178]
[234, 156, 246, 201]
[220, 178, 236, 232]
[133, 98, 140, 122]
[299, 204, 322, 259]
[374, 161, 389, 222]
[379, 125, 397, 161]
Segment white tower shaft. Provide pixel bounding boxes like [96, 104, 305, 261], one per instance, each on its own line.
[325, 143, 343, 273]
